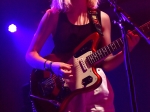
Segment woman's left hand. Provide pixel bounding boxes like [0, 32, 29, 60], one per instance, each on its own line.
[126, 30, 140, 52]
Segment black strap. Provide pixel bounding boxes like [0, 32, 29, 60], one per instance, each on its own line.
[88, 9, 103, 36]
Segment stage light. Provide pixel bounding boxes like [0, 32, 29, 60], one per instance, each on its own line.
[8, 24, 17, 33]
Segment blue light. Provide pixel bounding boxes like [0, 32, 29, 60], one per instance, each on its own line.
[8, 24, 17, 33]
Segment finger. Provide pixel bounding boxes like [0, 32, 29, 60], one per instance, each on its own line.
[127, 32, 139, 42]
[64, 63, 73, 67]
[60, 64, 72, 70]
[61, 69, 72, 74]
[60, 69, 73, 78]
[127, 31, 133, 38]
[127, 30, 133, 34]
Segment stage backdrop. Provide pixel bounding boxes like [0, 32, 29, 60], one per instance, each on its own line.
[1, 0, 150, 112]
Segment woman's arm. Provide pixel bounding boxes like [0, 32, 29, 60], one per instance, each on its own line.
[25, 9, 72, 78]
[99, 11, 140, 71]
[25, 9, 58, 70]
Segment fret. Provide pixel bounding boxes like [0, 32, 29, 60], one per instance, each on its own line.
[101, 47, 109, 56]
[145, 27, 149, 33]
[117, 38, 124, 49]
[114, 40, 119, 48]
[117, 39, 123, 48]
[107, 44, 114, 52]
[141, 27, 145, 33]
[106, 45, 111, 54]
[87, 56, 93, 65]
[92, 54, 97, 63]
[94, 52, 101, 61]
[104, 46, 110, 55]
[88, 58, 93, 65]
[92, 54, 98, 63]
[87, 52, 101, 65]
[91, 53, 99, 62]
[120, 38, 123, 44]
[89, 55, 95, 64]
[116, 39, 121, 48]
[96, 51, 103, 60]
[110, 42, 117, 51]
[87, 51, 103, 65]
[147, 23, 150, 30]
[97, 49, 104, 59]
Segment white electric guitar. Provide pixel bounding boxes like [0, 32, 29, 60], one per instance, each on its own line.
[30, 21, 150, 112]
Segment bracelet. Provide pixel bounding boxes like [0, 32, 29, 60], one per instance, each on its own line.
[44, 60, 49, 70]
[49, 61, 53, 73]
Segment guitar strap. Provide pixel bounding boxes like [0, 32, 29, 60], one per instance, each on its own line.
[88, 8, 103, 37]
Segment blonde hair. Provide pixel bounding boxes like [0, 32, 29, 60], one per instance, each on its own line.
[51, 0, 100, 12]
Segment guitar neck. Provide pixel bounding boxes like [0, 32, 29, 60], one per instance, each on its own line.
[87, 20, 150, 65]
[86, 38, 124, 65]
[132, 21, 150, 37]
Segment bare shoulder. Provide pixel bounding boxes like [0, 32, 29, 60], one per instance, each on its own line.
[101, 11, 110, 18]
[43, 8, 59, 24]
[100, 11, 111, 24]
[98, 11, 111, 46]
[41, 8, 60, 34]
[46, 8, 59, 17]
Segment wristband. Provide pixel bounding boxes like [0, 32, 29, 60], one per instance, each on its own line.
[49, 61, 53, 73]
[44, 60, 49, 70]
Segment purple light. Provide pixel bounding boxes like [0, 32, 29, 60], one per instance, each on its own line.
[8, 24, 17, 33]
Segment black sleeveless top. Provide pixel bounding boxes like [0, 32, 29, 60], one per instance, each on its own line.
[52, 11, 101, 54]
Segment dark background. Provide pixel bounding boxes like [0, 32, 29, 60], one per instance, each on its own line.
[1, 0, 150, 112]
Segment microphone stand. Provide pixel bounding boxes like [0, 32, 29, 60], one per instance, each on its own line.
[107, 0, 150, 112]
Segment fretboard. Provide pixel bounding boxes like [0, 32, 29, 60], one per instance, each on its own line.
[133, 21, 150, 37]
[86, 38, 123, 65]
[86, 20, 150, 65]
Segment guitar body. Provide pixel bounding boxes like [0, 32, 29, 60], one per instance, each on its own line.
[30, 32, 102, 112]
[29, 20, 150, 112]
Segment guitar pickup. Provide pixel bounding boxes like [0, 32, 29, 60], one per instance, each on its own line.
[82, 76, 93, 87]
[79, 58, 88, 72]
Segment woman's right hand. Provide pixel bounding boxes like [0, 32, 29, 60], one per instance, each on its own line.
[50, 62, 73, 78]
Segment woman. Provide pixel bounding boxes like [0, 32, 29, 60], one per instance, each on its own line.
[26, 0, 140, 111]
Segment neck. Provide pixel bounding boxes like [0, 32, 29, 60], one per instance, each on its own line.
[66, 0, 90, 25]
[69, 1, 88, 14]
